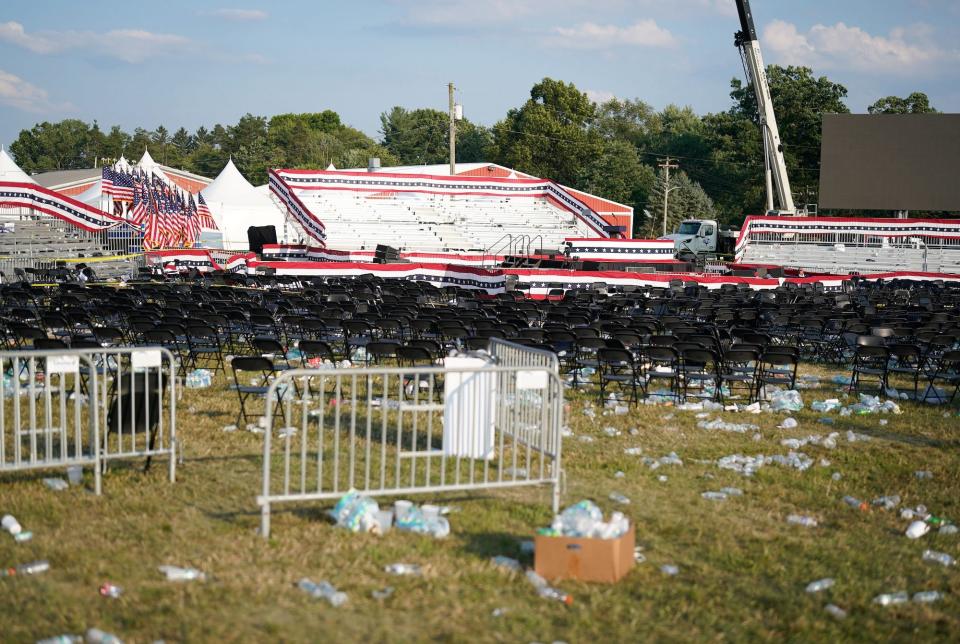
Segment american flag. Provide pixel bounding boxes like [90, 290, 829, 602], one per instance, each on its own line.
[112, 171, 135, 201]
[101, 167, 115, 196]
[130, 183, 148, 225]
[197, 192, 218, 230]
[184, 194, 201, 245]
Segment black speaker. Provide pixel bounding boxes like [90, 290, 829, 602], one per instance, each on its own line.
[247, 226, 278, 254]
[374, 244, 400, 263]
[581, 261, 602, 271]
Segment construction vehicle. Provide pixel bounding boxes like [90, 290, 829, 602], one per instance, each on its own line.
[662, 219, 739, 261]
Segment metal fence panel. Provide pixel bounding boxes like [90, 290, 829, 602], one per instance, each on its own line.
[0, 347, 177, 490]
[258, 362, 563, 538]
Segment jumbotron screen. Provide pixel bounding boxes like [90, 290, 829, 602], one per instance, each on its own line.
[819, 113, 960, 211]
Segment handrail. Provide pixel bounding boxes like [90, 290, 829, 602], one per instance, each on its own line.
[482, 233, 514, 267]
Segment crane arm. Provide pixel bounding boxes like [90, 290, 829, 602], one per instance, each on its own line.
[734, 0, 796, 214]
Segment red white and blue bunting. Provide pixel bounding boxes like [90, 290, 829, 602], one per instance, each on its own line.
[563, 238, 676, 262]
[0, 181, 125, 231]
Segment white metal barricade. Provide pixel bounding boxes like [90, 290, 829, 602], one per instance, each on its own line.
[0, 347, 178, 490]
[258, 361, 564, 538]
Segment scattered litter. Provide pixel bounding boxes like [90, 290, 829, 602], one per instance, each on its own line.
[830, 375, 852, 385]
[85, 628, 123, 644]
[658, 475, 668, 482]
[697, 419, 759, 434]
[629, 428, 640, 436]
[608, 492, 631, 505]
[634, 548, 646, 563]
[43, 478, 69, 491]
[720, 487, 743, 496]
[158, 565, 206, 582]
[298, 578, 347, 606]
[811, 399, 841, 413]
[614, 470, 625, 479]
[872, 495, 901, 510]
[906, 521, 931, 539]
[0, 560, 49, 576]
[526, 569, 572, 605]
[873, 591, 909, 606]
[185, 368, 213, 388]
[915, 470, 934, 480]
[330, 490, 381, 533]
[846, 430, 872, 443]
[913, 591, 943, 603]
[37, 635, 83, 644]
[623, 447, 643, 455]
[805, 578, 835, 593]
[613, 405, 629, 415]
[940, 525, 958, 536]
[384, 563, 423, 576]
[99, 583, 123, 599]
[1, 514, 31, 542]
[395, 502, 450, 538]
[843, 496, 869, 511]
[831, 472, 842, 481]
[578, 436, 595, 443]
[492, 607, 507, 617]
[490, 556, 522, 573]
[66, 465, 83, 486]
[660, 564, 679, 576]
[878, 419, 888, 426]
[701, 491, 728, 501]
[770, 389, 804, 412]
[222, 424, 238, 433]
[371, 587, 394, 600]
[787, 514, 818, 527]
[540, 500, 629, 539]
[779, 417, 799, 430]
[922, 550, 955, 567]
[277, 426, 297, 439]
[603, 426, 621, 437]
[824, 604, 847, 620]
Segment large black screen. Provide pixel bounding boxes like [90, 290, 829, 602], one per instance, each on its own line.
[819, 114, 960, 211]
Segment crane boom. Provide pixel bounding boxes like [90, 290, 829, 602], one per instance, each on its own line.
[734, 0, 796, 214]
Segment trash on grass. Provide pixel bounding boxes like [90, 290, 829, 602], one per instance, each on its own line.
[158, 565, 206, 582]
[298, 578, 347, 606]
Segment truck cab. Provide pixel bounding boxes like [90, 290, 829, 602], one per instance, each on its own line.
[662, 219, 720, 256]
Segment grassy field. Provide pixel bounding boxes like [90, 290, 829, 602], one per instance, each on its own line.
[1, 364, 958, 643]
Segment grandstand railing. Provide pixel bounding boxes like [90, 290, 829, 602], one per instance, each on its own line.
[735, 216, 960, 274]
[0, 347, 177, 490]
[257, 346, 563, 537]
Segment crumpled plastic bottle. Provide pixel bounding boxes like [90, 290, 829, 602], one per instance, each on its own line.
[329, 490, 380, 533]
[922, 550, 955, 567]
[298, 578, 348, 606]
[769, 389, 804, 412]
[525, 570, 572, 605]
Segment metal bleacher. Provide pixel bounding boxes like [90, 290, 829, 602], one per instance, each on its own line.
[740, 239, 960, 275]
[303, 191, 593, 253]
[0, 216, 139, 281]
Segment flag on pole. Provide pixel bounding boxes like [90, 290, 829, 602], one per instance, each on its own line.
[197, 192, 217, 230]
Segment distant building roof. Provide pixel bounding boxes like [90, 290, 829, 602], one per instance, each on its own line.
[32, 168, 100, 189]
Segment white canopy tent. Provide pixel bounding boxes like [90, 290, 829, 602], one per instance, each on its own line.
[0, 147, 36, 184]
[201, 159, 288, 250]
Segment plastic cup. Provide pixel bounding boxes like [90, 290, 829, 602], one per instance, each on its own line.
[67, 465, 83, 486]
[375, 510, 394, 534]
[421, 504, 440, 521]
[394, 500, 413, 521]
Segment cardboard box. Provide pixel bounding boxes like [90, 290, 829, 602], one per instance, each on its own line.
[534, 524, 634, 583]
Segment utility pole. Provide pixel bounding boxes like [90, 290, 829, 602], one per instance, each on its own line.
[448, 82, 456, 176]
[659, 157, 679, 237]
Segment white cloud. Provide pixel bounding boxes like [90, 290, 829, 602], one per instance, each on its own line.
[585, 89, 616, 104]
[763, 19, 959, 73]
[205, 8, 268, 21]
[550, 20, 676, 49]
[0, 68, 61, 112]
[0, 21, 190, 63]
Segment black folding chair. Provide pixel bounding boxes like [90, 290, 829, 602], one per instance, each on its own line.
[230, 356, 279, 427]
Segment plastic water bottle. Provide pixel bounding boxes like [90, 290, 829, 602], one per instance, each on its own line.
[85, 628, 123, 644]
[384, 563, 422, 576]
[922, 550, 955, 567]
[842, 496, 868, 511]
[913, 590, 943, 603]
[824, 604, 847, 620]
[608, 492, 631, 505]
[701, 491, 728, 501]
[297, 578, 348, 606]
[787, 514, 818, 527]
[805, 578, 835, 593]
[525, 570, 572, 605]
[36, 636, 83, 644]
[873, 591, 909, 606]
[158, 565, 206, 581]
[1, 560, 49, 576]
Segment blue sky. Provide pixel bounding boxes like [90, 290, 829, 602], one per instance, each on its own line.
[1, 0, 958, 149]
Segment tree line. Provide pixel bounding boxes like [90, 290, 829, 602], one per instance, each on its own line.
[9, 67, 937, 234]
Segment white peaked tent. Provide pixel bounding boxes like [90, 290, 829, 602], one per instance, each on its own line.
[201, 159, 287, 250]
[0, 147, 36, 184]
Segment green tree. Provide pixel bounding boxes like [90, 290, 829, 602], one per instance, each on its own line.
[491, 78, 603, 186]
[103, 126, 131, 163]
[380, 107, 449, 165]
[728, 65, 849, 209]
[577, 139, 655, 235]
[644, 168, 716, 237]
[868, 92, 938, 114]
[9, 119, 93, 172]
